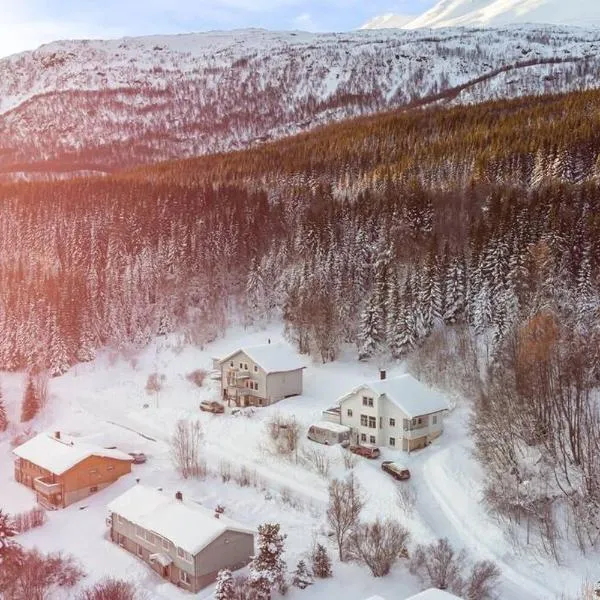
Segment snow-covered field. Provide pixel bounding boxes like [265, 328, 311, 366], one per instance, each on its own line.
[0, 324, 595, 599]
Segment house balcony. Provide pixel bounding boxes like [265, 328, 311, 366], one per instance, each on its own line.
[322, 407, 341, 424]
[402, 426, 430, 440]
[33, 476, 62, 497]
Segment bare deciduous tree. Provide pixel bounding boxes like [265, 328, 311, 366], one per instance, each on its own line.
[78, 578, 148, 600]
[301, 447, 330, 478]
[326, 473, 364, 561]
[465, 560, 501, 600]
[409, 538, 466, 593]
[170, 419, 205, 479]
[347, 518, 410, 577]
[395, 482, 418, 516]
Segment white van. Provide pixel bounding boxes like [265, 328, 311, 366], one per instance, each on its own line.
[307, 422, 351, 446]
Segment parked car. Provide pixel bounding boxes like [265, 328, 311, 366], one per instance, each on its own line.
[200, 400, 225, 414]
[381, 461, 410, 480]
[348, 444, 380, 459]
[307, 422, 351, 446]
[128, 452, 147, 464]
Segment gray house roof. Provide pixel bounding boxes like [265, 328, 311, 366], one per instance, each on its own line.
[338, 374, 448, 418]
[220, 343, 306, 374]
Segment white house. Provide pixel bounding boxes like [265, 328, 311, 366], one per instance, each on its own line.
[323, 372, 449, 452]
[219, 342, 305, 407]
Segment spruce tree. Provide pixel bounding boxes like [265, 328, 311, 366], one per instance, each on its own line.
[358, 293, 384, 359]
[312, 544, 332, 578]
[248, 523, 287, 599]
[20, 375, 40, 423]
[0, 386, 7, 432]
[292, 559, 313, 589]
[214, 568, 235, 600]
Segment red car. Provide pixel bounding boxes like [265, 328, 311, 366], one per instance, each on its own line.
[348, 444, 381, 459]
[381, 461, 411, 480]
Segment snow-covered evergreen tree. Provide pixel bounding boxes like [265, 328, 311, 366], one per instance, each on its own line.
[248, 523, 287, 599]
[358, 292, 384, 359]
[292, 560, 313, 589]
[214, 568, 235, 600]
[0, 385, 7, 432]
[20, 375, 40, 423]
[312, 544, 332, 578]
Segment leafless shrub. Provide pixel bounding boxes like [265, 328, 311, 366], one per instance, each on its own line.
[347, 518, 410, 577]
[465, 560, 501, 600]
[11, 505, 47, 533]
[235, 465, 255, 488]
[2, 548, 85, 600]
[145, 372, 165, 395]
[340, 446, 358, 470]
[327, 473, 365, 561]
[170, 419, 205, 479]
[279, 486, 304, 511]
[186, 369, 207, 388]
[264, 413, 301, 460]
[396, 482, 418, 516]
[220, 460, 232, 482]
[301, 446, 331, 478]
[409, 538, 466, 594]
[10, 428, 34, 448]
[78, 577, 149, 600]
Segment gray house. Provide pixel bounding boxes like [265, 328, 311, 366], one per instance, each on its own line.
[323, 372, 449, 452]
[219, 343, 305, 407]
[107, 485, 255, 592]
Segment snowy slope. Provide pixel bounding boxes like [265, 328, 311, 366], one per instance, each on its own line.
[362, 0, 600, 29]
[1, 25, 600, 176]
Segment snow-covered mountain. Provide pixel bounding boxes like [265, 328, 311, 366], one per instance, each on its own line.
[363, 0, 600, 30]
[2, 25, 600, 176]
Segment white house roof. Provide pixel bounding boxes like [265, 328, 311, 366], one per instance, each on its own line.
[108, 485, 255, 555]
[12, 432, 133, 475]
[405, 589, 463, 600]
[339, 374, 449, 419]
[220, 343, 306, 374]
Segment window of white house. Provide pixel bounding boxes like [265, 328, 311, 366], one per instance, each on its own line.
[244, 363, 248, 370]
[180, 570, 191, 585]
[362, 396, 368, 406]
[360, 415, 368, 426]
[230, 361, 234, 367]
[368, 398, 374, 407]
[145, 531, 154, 543]
[369, 435, 376, 444]
[432, 415, 438, 425]
[347, 409, 353, 417]
[389, 437, 396, 447]
[136, 525, 144, 538]
[137, 544, 143, 557]
[239, 362, 243, 369]
[368, 416, 376, 429]
[161, 538, 170, 550]
[360, 433, 367, 442]
[254, 365, 258, 372]
[389, 418, 396, 427]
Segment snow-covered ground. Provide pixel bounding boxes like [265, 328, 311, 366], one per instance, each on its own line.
[0, 324, 595, 599]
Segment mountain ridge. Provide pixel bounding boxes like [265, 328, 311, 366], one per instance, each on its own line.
[362, 0, 600, 30]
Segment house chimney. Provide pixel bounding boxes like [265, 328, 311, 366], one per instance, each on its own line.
[54, 431, 60, 439]
[175, 491, 183, 501]
[268, 338, 271, 344]
[136, 478, 140, 484]
[380, 369, 386, 381]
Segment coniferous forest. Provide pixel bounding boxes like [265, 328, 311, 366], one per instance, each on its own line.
[2, 88, 600, 556]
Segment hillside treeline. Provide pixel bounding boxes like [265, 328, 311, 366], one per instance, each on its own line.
[1, 89, 599, 557]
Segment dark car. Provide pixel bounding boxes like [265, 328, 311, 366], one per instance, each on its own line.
[348, 444, 381, 459]
[381, 461, 411, 480]
[128, 452, 147, 464]
[199, 400, 225, 414]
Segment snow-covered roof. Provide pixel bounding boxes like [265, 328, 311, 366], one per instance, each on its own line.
[339, 374, 448, 418]
[220, 343, 306, 374]
[405, 589, 463, 600]
[12, 432, 133, 475]
[310, 421, 351, 433]
[364, 596, 386, 600]
[108, 485, 255, 555]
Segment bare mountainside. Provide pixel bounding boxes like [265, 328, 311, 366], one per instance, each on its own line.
[2, 25, 600, 176]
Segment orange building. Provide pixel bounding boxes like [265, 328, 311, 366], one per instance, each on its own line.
[13, 431, 133, 509]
